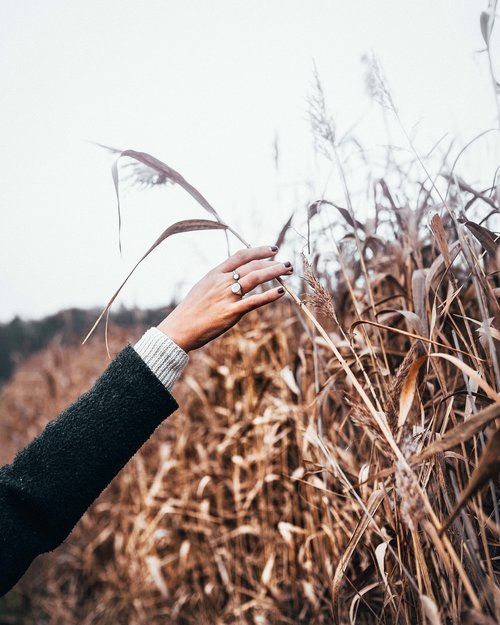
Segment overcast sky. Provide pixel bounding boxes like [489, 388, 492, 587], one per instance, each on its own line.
[1, 0, 499, 322]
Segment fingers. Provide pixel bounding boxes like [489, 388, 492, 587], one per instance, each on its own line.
[216, 245, 279, 274]
[239, 261, 292, 293]
[234, 286, 286, 314]
[234, 258, 287, 278]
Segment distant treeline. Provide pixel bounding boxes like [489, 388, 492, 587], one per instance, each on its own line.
[0, 305, 176, 385]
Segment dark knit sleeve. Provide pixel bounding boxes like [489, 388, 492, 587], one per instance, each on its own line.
[0, 345, 179, 597]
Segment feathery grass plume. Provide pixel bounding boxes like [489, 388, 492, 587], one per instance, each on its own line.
[93, 143, 175, 189]
[301, 252, 339, 326]
[395, 456, 426, 532]
[362, 51, 396, 113]
[308, 64, 337, 160]
[347, 397, 392, 454]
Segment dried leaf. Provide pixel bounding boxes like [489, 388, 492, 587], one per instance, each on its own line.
[421, 594, 442, 625]
[412, 269, 428, 335]
[145, 556, 169, 598]
[378, 308, 426, 337]
[440, 428, 500, 534]
[429, 213, 451, 267]
[480, 11, 492, 46]
[261, 553, 275, 586]
[428, 353, 499, 402]
[308, 199, 364, 231]
[413, 403, 500, 463]
[280, 366, 300, 396]
[349, 582, 379, 625]
[464, 221, 498, 256]
[375, 541, 390, 596]
[275, 211, 294, 249]
[332, 490, 384, 618]
[398, 356, 427, 429]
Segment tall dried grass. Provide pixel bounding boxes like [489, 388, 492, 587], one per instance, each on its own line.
[0, 167, 499, 623]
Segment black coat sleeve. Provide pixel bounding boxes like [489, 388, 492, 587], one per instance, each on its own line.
[0, 345, 180, 596]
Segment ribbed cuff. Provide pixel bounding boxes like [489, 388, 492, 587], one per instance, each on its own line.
[133, 327, 189, 392]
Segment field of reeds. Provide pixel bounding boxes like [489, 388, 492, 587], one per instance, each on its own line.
[1, 7, 500, 622]
[0, 157, 499, 623]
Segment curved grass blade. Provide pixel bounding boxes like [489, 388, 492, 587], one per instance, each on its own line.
[397, 351, 499, 430]
[429, 213, 451, 268]
[428, 352, 500, 402]
[359, 404, 500, 484]
[331, 489, 384, 621]
[350, 318, 484, 360]
[82, 219, 228, 352]
[440, 428, 500, 535]
[413, 403, 500, 463]
[307, 199, 364, 231]
[274, 211, 294, 249]
[398, 355, 427, 429]
[307, 199, 364, 255]
[463, 220, 499, 257]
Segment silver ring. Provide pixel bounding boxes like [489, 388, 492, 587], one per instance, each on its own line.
[231, 281, 243, 295]
[232, 272, 240, 280]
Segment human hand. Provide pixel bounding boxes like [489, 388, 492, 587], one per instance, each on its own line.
[157, 245, 293, 352]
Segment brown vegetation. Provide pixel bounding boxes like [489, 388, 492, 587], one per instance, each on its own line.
[0, 184, 499, 623]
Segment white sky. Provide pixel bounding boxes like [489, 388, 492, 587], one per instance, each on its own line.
[1, 0, 499, 322]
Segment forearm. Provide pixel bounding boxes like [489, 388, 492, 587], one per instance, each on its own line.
[0, 336, 187, 596]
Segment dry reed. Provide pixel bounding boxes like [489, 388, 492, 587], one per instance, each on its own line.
[0, 172, 498, 623]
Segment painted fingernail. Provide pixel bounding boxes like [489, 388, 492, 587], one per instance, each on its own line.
[284, 261, 291, 267]
[278, 287, 285, 294]
[270, 245, 278, 252]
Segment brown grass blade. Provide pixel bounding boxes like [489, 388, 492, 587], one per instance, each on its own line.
[82, 219, 228, 347]
[331, 489, 384, 623]
[428, 353, 499, 402]
[274, 211, 294, 249]
[350, 318, 482, 360]
[480, 10, 493, 46]
[440, 428, 500, 535]
[412, 403, 500, 463]
[429, 213, 451, 268]
[398, 355, 427, 429]
[307, 199, 364, 231]
[412, 270, 428, 335]
[463, 220, 499, 256]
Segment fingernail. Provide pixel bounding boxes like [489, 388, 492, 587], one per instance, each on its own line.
[278, 287, 285, 294]
[284, 261, 291, 267]
[270, 245, 278, 252]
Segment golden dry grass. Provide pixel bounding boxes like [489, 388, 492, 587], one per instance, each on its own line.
[0, 191, 499, 624]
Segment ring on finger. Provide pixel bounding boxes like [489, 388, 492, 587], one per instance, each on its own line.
[230, 270, 244, 296]
[231, 282, 243, 295]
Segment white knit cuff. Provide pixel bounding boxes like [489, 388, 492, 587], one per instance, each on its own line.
[133, 327, 189, 392]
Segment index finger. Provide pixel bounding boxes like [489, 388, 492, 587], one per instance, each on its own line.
[216, 245, 279, 273]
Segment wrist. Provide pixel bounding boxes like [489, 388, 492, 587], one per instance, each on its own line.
[157, 318, 192, 353]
